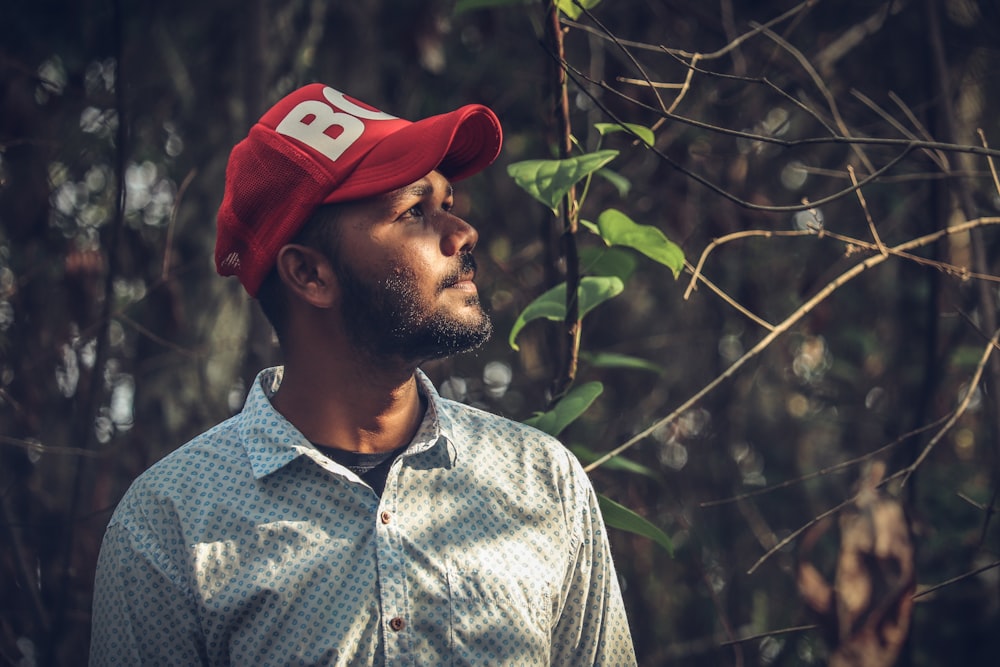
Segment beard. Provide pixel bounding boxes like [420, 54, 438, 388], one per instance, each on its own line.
[334, 251, 493, 363]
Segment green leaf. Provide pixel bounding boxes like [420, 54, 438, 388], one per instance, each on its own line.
[581, 351, 664, 375]
[596, 168, 631, 197]
[524, 382, 603, 437]
[594, 122, 655, 147]
[508, 276, 624, 350]
[596, 208, 685, 277]
[578, 246, 637, 283]
[556, 0, 602, 19]
[571, 445, 662, 481]
[454, 0, 530, 13]
[507, 150, 619, 213]
[598, 494, 674, 555]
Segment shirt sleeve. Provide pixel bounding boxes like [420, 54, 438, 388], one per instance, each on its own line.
[550, 458, 638, 667]
[89, 501, 206, 667]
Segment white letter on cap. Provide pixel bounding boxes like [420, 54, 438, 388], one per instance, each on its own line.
[275, 100, 365, 163]
[322, 88, 398, 121]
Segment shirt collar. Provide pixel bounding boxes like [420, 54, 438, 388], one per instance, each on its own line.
[238, 366, 457, 479]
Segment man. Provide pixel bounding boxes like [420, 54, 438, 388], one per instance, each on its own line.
[90, 83, 636, 666]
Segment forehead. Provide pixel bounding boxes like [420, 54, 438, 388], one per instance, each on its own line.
[384, 171, 454, 204]
[337, 171, 454, 221]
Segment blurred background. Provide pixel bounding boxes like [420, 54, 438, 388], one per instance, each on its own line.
[2, 0, 999, 665]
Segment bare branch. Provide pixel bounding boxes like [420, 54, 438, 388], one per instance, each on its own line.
[162, 168, 198, 281]
[719, 624, 818, 647]
[851, 88, 949, 171]
[685, 229, 815, 301]
[812, 0, 903, 74]
[913, 560, 1000, 600]
[0, 435, 108, 459]
[584, 216, 1000, 474]
[682, 259, 776, 330]
[847, 165, 888, 255]
[980, 128, 1000, 197]
[750, 21, 876, 174]
[562, 0, 821, 61]
[700, 418, 949, 508]
[899, 325, 1000, 486]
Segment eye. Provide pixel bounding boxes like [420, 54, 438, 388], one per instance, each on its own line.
[401, 204, 425, 220]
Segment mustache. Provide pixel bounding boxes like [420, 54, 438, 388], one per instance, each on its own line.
[439, 252, 478, 290]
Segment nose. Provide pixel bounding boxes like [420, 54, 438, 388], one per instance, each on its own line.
[441, 213, 479, 257]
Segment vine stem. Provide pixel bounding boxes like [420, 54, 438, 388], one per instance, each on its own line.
[545, 0, 581, 400]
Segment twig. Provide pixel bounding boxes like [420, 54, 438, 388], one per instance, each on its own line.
[571, 1, 668, 115]
[562, 0, 820, 62]
[562, 62, 1000, 217]
[615, 78, 684, 89]
[686, 221, 1000, 317]
[913, 560, 1000, 600]
[979, 128, 1000, 197]
[852, 89, 948, 171]
[571, 60, 1000, 160]
[978, 486, 998, 547]
[719, 624, 818, 647]
[848, 165, 888, 255]
[115, 313, 204, 357]
[584, 216, 1000, 474]
[812, 0, 900, 74]
[682, 260, 775, 330]
[899, 325, 1000, 486]
[956, 492, 987, 511]
[746, 497, 854, 575]
[700, 418, 948, 508]
[685, 229, 814, 301]
[750, 21, 876, 174]
[0, 435, 107, 459]
[889, 91, 940, 146]
[162, 168, 197, 280]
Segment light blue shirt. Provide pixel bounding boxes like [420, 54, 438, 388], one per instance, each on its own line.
[90, 367, 636, 666]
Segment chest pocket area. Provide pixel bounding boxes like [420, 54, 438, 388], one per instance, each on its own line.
[447, 559, 551, 666]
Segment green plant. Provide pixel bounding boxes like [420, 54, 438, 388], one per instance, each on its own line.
[506, 120, 683, 555]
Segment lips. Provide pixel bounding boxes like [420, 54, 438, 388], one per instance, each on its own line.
[441, 253, 478, 290]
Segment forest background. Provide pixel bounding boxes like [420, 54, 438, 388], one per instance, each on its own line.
[2, 0, 1000, 665]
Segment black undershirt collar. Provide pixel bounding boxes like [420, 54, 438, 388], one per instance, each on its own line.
[314, 444, 408, 496]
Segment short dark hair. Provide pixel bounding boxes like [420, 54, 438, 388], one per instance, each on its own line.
[256, 204, 343, 344]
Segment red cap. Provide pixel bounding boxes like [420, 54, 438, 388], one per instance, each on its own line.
[215, 83, 503, 296]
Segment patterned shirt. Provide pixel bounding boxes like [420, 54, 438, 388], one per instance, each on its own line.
[90, 367, 636, 666]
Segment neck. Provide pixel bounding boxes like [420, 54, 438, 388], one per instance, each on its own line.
[270, 348, 426, 454]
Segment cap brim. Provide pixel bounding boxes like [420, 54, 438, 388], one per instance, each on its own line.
[322, 104, 502, 204]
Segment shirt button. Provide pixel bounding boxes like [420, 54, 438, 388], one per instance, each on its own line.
[380, 511, 391, 524]
[389, 617, 405, 632]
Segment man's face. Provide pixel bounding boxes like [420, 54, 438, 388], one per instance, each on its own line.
[327, 170, 493, 363]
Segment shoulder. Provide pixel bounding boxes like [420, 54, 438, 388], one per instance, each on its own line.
[437, 397, 589, 486]
[438, 396, 561, 447]
[109, 413, 245, 528]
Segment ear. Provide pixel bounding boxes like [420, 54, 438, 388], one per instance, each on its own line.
[273, 244, 338, 308]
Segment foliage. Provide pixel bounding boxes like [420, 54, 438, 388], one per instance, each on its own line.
[505, 98, 682, 552]
[2, 0, 1000, 665]
[524, 380, 604, 436]
[507, 149, 618, 213]
[507, 275, 624, 350]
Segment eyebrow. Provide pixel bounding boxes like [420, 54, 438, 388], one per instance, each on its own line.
[391, 181, 454, 203]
